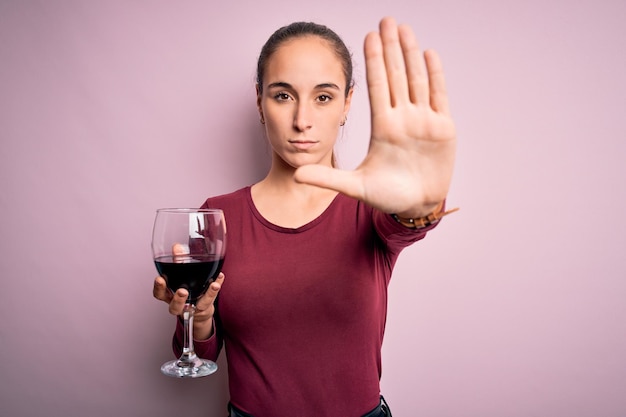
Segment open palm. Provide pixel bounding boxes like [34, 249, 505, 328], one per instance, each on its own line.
[295, 17, 456, 217]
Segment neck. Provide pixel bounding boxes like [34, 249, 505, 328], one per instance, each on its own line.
[259, 169, 330, 199]
[251, 170, 338, 228]
[261, 153, 333, 195]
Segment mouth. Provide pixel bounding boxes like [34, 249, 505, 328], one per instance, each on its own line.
[288, 140, 318, 150]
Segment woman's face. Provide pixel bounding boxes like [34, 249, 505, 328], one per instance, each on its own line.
[257, 36, 353, 169]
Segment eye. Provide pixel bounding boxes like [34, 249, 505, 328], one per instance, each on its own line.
[317, 94, 332, 103]
[273, 92, 292, 102]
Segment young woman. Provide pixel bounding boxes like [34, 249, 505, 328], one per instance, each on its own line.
[153, 16, 457, 417]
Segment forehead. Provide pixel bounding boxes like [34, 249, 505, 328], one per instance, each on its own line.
[264, 36, 345, 85]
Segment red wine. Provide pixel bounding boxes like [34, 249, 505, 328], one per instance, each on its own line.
[154, 255, 224, 302]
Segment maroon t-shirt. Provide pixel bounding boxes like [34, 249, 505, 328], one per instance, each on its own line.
[173, 186, 435, 416]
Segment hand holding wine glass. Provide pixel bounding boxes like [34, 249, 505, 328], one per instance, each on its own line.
[153, 272, 224, 340]
[152, 208, 227, 378]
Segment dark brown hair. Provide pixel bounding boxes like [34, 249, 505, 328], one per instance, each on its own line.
[256, 22, 354, 97]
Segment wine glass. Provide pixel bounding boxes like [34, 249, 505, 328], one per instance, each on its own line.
[152, 208, 227, 378]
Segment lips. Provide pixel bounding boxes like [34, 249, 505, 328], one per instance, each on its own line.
[288, 140, 318, 150]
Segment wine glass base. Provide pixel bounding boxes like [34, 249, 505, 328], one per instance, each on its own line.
[160, 358, 218, 378]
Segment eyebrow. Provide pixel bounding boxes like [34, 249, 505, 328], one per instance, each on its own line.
[266, 81, 341, 91]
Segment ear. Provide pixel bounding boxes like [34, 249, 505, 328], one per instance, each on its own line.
[342, 87, 354, 120]
[256, 84, 263, 117]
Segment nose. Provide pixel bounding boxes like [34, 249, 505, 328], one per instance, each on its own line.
[293, 101, 313, 132]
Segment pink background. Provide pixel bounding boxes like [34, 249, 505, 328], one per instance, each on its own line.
[1, 1, 625, 416]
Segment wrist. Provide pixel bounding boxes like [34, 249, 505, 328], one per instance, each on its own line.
[392, 201, 459, 229]
[395, 202, 440, 219]
[193, 318, 215, 341]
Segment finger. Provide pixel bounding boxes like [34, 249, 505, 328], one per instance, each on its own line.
[398, 24, 428, 105]
[153, 276, 172, 302]
[380, 17, 410, 107]
[196, 273, 225, 311]
[169, 288, 189, 315]
[294, 165, 365, 201]
[424, 49, 451, 115]
[364, 30, 390, 114]
[172, 243, 190, 263]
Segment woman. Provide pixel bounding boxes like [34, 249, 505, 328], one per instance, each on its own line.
[154, 16, 457, 417]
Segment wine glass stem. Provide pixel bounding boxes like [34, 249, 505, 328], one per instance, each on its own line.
[180, 303, 198, 363]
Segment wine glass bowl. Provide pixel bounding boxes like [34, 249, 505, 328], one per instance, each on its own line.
[152, 208, 226, 378]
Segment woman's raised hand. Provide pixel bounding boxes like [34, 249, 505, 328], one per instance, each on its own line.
[295, 17, 456, 217]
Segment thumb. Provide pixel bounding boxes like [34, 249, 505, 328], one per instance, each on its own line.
[196, 273, 225, 311]
[294, 165, 364, 200]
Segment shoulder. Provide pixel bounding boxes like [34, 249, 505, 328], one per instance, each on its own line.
[200, 186, 251, 210]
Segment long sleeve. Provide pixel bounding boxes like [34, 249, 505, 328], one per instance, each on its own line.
[373, 210, 436, 256]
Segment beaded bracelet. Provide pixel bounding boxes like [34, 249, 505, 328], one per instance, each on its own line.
[391, 201, 459, 229]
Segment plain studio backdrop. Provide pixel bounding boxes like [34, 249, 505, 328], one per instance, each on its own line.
[1, 1, 625, 416]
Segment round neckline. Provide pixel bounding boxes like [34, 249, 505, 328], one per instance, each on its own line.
[244, 186, 342, 233]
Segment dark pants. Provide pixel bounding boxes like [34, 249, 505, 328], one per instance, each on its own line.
[228, 396, 392, 417]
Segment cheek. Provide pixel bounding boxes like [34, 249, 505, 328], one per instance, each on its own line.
[263, 119, 286, 146]
[263, 104, 289, 127]
[318, 112, 343, 131]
